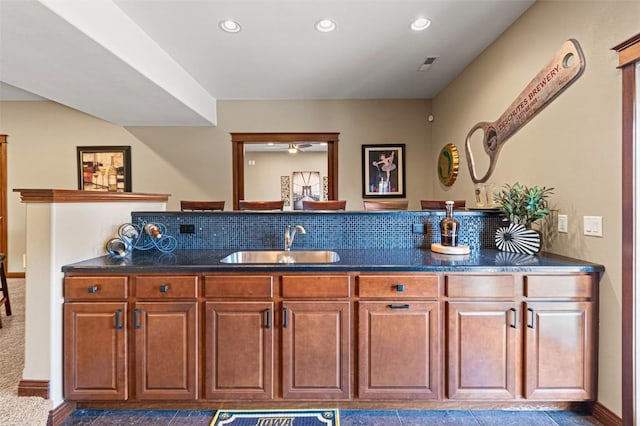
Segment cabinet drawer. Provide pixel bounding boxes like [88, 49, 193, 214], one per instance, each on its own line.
[446, 275, 515, 298]
[359, 275, 439, 298]
[204, 275, 273, 298]
[281, 275, 350, 298]
[524, 275, 594, 298]
[64, 276, 128, 300]
[135, 275, 198, 299]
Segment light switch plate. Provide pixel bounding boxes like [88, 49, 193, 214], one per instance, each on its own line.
[583, 216, 603, 237]
[558, 214, 568, 233]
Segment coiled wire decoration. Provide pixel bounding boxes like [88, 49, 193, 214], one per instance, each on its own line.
[105, 220, 177, 258]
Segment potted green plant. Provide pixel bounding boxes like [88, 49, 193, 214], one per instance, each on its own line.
[493, 183, 554, 255]
[493, 182, 554, 228]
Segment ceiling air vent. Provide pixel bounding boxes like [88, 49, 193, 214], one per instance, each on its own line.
[418, 56, 438, 72]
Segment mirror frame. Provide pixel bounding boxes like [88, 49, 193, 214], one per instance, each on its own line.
[231, 132, 339, 210]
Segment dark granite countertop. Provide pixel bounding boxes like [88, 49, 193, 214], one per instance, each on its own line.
[62, 248, 605, 274]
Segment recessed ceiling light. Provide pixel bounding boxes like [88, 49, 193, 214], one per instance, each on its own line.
[410, 17, 431, 31]
[219, 19, 241, 33]
[315, 19, 336, 33]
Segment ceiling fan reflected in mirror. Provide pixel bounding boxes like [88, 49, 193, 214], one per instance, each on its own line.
[287, 143, 312, 153]
[264, 143, 313, 153]
[247, 142, 327, 154]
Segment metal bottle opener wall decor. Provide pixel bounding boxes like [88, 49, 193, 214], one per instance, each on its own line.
[465, 39, 585, 183]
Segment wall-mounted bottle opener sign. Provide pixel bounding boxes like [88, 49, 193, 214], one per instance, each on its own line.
[465, 39, 585, 183]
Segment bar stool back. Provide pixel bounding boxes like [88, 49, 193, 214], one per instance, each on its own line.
[0, 254, 12, 328]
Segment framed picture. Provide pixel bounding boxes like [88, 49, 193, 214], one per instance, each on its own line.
[77, 146, 132, 192]
[362, 144, 405, 198]
[292, 171, 321, 210]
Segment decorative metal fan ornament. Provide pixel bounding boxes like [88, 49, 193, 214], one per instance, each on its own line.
[495, 223, 541, 255]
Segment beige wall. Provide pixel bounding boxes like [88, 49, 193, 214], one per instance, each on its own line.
[431, 0, 640, 416]
[1, 99, 432, 272]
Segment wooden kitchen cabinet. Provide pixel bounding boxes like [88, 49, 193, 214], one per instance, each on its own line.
[62, 269, 600, 407]
[523, 275, 597, 400]
[64, 301, 128, 400]
[446, 273, 598, 402]
[445, 274, 519, 400]
[204, 274, 351, 400]
[447, 301, 519, 399]
[133, 301, 198, 400]
[63, 275, 198, 401]
[359, 301, 440, 399]
[204, 302, 274, 399]
[133, 275, 198, 400]
[63, 276, 128, 401]
[281, 301, 351, 399]
[203, 275, 274, 399]
[281, 275, 351, 400]
[358, 274, 440, 399]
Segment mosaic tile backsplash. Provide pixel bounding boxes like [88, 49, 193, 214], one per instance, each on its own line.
[132, 211, 504, 252]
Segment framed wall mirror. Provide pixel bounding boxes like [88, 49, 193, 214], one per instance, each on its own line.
[231, 132, 339, 210]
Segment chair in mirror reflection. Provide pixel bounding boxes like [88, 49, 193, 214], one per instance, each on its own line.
[363, 200, 409, 211]
[420, 200, 466, 210]
[180, 200, 225, 211]
[302, 200, 347, 211]
[238, 200, 285, 211]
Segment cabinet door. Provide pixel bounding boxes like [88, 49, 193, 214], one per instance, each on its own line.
[134, 302, 197, 400]
[524, 301, 595, 400]
[359, 301, 439, 399]
[63, 302, 127, 400]
[447, 301, 519, 399]
[204, 301, 274, 400]
[281, 301, 351, 399]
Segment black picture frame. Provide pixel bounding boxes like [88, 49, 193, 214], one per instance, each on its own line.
[77, 146, 132, 192]
[362, 144, 406, 198]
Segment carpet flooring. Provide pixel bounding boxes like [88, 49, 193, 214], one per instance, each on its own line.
[0, 279, 51, 426]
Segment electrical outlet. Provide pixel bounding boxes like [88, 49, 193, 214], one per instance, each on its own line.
[583, 216, 603, 237]
[412, 224, 425, 234]
[558, 214, 568, 233]
[179, 224, 195, 234]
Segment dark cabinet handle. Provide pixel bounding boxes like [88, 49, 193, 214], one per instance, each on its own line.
[265, 308, 271, 329]
[159, 284, 170, 293]
[528, 307, 536, 329]
[87, 285, 99, 294]
[389, 304, 410, 309]
[134, 308, 141, 329]
[283, 307, 288, 328]
[115, 308, 123, 329]
[395, 284, 404, 292]
[510, 307, 518, 329]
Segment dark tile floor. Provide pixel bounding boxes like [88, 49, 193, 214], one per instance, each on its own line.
[60, 409, 605, 425]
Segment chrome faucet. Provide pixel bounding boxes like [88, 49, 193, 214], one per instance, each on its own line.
[284, 225, 306, 251]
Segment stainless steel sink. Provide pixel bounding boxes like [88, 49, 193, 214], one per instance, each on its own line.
[220, 250, 340, 264]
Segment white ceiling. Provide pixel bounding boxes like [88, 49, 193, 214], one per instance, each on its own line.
[0, 0, 535, 126]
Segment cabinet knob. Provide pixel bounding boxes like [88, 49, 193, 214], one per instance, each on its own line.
[159, 284, 170, 293]
[395, 284, 404, 292]
[87, 285, 99, 294]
